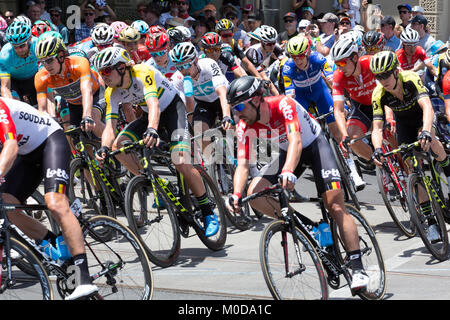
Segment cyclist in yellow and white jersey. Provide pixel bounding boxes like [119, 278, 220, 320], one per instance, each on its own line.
[94, 47, 220, 237]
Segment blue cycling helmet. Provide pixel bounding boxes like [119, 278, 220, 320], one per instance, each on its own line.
[131, 20, 150, 35]
[6, 20, 32, 45]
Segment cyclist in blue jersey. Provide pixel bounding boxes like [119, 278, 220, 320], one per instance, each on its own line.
[0, 20, 39, 105]
[281, 35, 340, 141]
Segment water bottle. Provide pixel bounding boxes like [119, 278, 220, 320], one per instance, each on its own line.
[56, 235, 72, 261]
[317, 221, 333, 247]
[39, 240, 60, 261]
[183, 75, 194, 97]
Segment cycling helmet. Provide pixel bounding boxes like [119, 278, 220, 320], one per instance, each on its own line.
[35, 34, 67, 59]
[248, 27, 261, 41]
[286, 35, 311, 56]
[362, 31, 385, 50]
[91, 24, 115, 46]
[400, 28, 420, 44]
[32, 21, 52, 37]
[110, 21, 128, 38]
[14, 15, 32, 28]
[201, 32, 222, 48]
[118, 26, 141, 43]
[330, 38, 359, 61]
[227, 76, 265, 106]
[167, 27, 191, 44]
[6, 20, 32, 45]
[369, 50, 399, 75]
[340, 30, 363, 50]
[169, 42, 197, 64]
[93, 46, 133, 70]
[131, 20, 150, 35]
[445, 47, 450, 67]
[215, 19, 234, 32]
[258, 25, 277, 43]
[39, 30, 63, 41]
[145, 31, 169, 52]
[149, 25, 167, 35]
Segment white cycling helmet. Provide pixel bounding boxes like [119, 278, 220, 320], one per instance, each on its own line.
[400, 28, 420, 44]
[169, 41, 197, 64]
[330, 38, 359, 61]
[93, 46, 133, 70]
[91, 24, 115, 46]
[258, 25, 277, 43]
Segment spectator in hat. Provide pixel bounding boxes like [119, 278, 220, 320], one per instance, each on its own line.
[75, 3, 97, 42]
[277, 13, 299, 46]
[93, 0, 117, 22]
[26, 2, 42, 24]
[410, 15, 436, 56]
[49, 7, 69, 44]
[144, 3, 164, 27]
[316, 12, 338, 56]
[224, 10, 249, 49]
[301, 6, 314, 22]
[338, 16, 351, 34]
[292, 0, 316, 21]
[189, 0, 212, 19]
[412, 5, 425, 17]
[160, 0, 178, 26]
[192, 16, 210, 50]
[379, 16, 401, 52]
[247, 14, 259, 33]
[239, 4, 253, 32]
[177, 0, 195, 28]
[36, 0, 50, 21]
[203, 3, 217, 21]
[397, 4, 412, 29]
[165, 16, 184, 29]
[297, 19, 310, 34]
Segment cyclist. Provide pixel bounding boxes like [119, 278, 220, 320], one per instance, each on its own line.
[444, 69, 450, 122]
[226, 76, 370, 291]
[281, 35, 340, 142]
[34, 34, 105, 137]
[131, 20, 152, 63]
[93, 46, 220, 237]
[118, 26, 144, 64]
[0, 20, 39, 105]
[87, 23, 116, 63]
[330, 38, 378, 188]
[396, 28, 437, 77]
[169, 42, 233, 148]
[0, 97, 98, 300]
[244, 25, 284, 71]
[370, 51, 450, 241]
[145, 29, 178, 79]
[361, 31, 386, 55]
[200, 32, 246, 79]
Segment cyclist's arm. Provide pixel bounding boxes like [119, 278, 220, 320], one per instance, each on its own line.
[146, 96, 161, 131]
[46, 90, 57, 117]
[424, 60, 438, 77]
[232, 64, 247, 78]
[371, 119, 384, 150]
[80, 77, 93, 119]
[0, 77, 13, 99]
[233, 159, 250, 197]
[101, 118, 117, 149]
[445, 98, 450, 123]
[216, 85, 231, 118]
[0, 139, 18, 178]
[283, 130, 302, 173]
[418, 95, 434, 132]
[333, 99, 348, 138]
[241, 56, 262, 79]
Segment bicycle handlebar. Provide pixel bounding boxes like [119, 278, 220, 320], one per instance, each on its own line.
[382, 141, 420, 158]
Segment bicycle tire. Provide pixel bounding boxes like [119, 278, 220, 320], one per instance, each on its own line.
[406, 172, 449, 261]
[0, 236, 54, 300]
[375, 166, 416, 238]
[329, 138, 361, 210]
[188, 165, 228, 251]
[68, 157, 115, 219]
[80, 215, 153, 300]
[259, 219, 328, 300]
[124, 175, 181, 268]
[331, 204, 386, 300]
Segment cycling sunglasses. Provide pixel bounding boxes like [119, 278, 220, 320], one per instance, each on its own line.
[335, 59, 348, 68]
[220, 33, 233, 38]
[40, 56, 56, 65]
[263, 42, 276, 47]
[374, 71, 394, 81]
[233, 98, 253, 112]
[150, 50, 166, 57]
[205, 47, 221, 53]
[291, 52, 308, 59]
[176, 61, 194, 70]
[99, 65, 118, 76]
[12, 42, 28, 49]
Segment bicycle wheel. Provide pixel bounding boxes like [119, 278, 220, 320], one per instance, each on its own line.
[124, 175, 180, 268]
[376, 165, 416, 237]
[0, 237, 54, 300]
[81, 215, 153, 300]
[406, 173, 449, 261]
[68, 157, 115, 218]
[259, 219, 328, 300]
[329, 139, 361, 210]
[26, 190, 60, 234]
[331, 204, 386, 300]
[433, 160, 450, 223]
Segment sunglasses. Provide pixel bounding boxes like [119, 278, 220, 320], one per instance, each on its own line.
[176, 61, 194, 70]
[291, 52, 308, 59]
[205, 47, 221, 53]
[150, 50, 166, 57]
[233, 104, 245, 112]
[374, 71, 393, 80]
[97, 44, 112, 50]
[5, 16, 14, 19]
[365, 46, 380, 54]
[227, 16, 237, 20]
[340, 21, 350, 25]
[399, 11, 409, 14]
[220, 33, 233, 38]
[84, 12, 95, 16]
[335, 59, 348, 68]
[403, 43, 417, 48]
[99, 66, 117, 76]
[284, 19, 295, 23]
[40, 56, 56, 65]
[12, 42, 28, 49]
[263, 42, 275, 47]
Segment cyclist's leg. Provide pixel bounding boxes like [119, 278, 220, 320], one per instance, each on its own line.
[315, 88, 341, 142]
[192, 99, 222, 160]
[91, 90, 105, 138]
[346, 101, 373, 161]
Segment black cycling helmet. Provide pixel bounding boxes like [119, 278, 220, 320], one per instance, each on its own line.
[362, 31, 385, 51]
[227, 76, 265, 106]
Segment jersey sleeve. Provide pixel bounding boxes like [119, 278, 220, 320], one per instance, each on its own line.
[417, 46, 431, 64]
[236, 120, 250, 161]
[332, 70, 346, 102]
[232, 40, 246, 60]
[219, 51, 238, 71]
[0, 49, 10, 80]
[0, 100, 17, 143]
[372, 84, 386, 122]
[443, 71, 450, 99]
[142, 66, 158, 100]
[279, 97, 301, 135]
[34, 70, 49, 100]
[281, 61, 295, 95]
[104, 87, 118, 122]
[209, 60, 228, 89]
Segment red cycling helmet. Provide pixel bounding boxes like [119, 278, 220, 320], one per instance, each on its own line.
[201, 32, 222, 48]
[149, 25, 167, 35]
[31, 22, 51, 37]
[145, 32, 170, 52]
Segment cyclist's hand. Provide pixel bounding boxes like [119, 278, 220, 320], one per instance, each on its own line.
[143, 127, 160, 148]
[386, 118, 396, 135]
[371, 147, 384, 167]
[227, 193, 241, 213]
[95, 146, 110, 165]
[418, 130, 432, 152]
[221, 116, 234, 130]
[279, 170, 296, 191]
[80, 116, 95, 132]
[339, 136, 351, 154]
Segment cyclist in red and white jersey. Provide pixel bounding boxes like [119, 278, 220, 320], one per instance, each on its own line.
[396, 28, 437, 77]
[443, 70, 450, 122]
[226, 76, 370, 291]
[0, 97, 97, 300]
